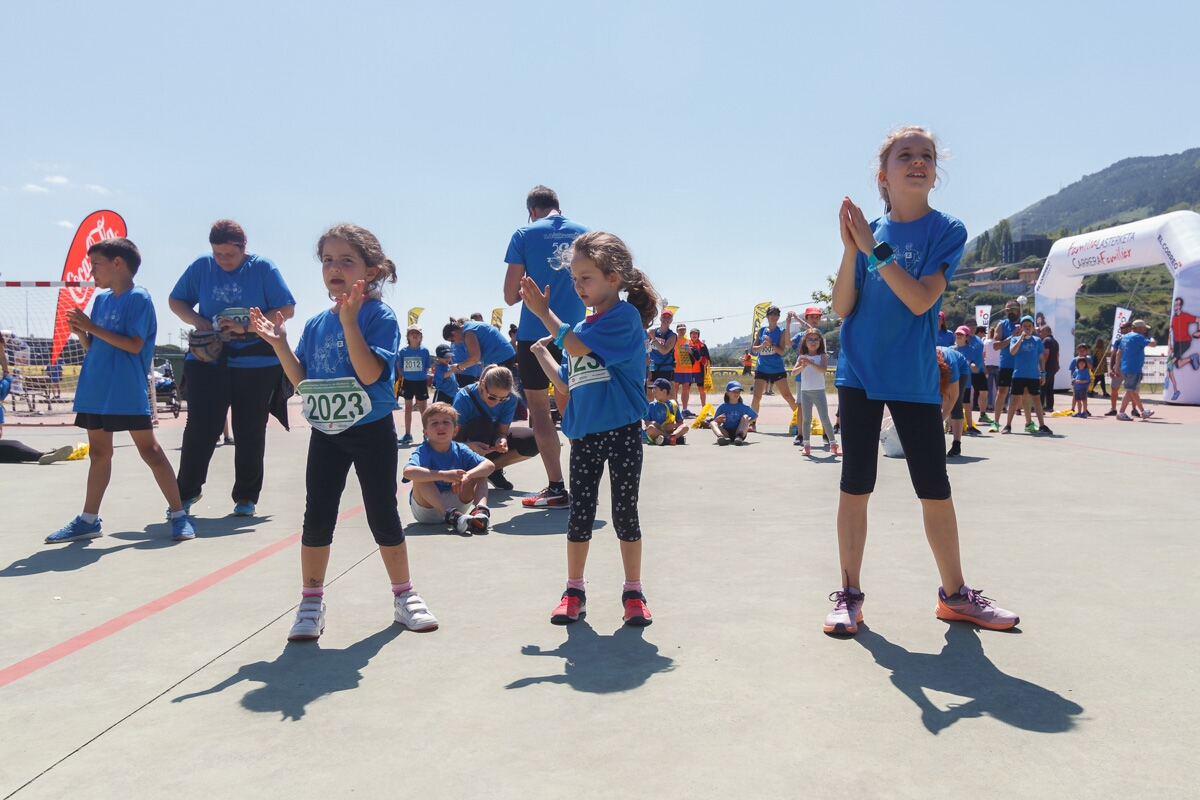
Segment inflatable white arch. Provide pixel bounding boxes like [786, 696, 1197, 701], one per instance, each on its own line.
[1034, 210, 1200, 403]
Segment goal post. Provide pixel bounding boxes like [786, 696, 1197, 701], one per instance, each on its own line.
[0, 281, 94, 418]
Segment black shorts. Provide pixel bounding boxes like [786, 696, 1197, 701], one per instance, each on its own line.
[434, 390, 456, 405]
[650, 369, 675, 383]
[1011, 377, 1040, 396]
[516, 340, 563, 392]
[75, 413, 153, 432]
[997, 367, 1014, 387]
[971, 372, 988, 392]
[400, 382, 429, 401]
[755, 370, 786, 384]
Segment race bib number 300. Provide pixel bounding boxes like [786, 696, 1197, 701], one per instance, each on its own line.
[567, 353, 611, 390]
[298, 378, 373, 434]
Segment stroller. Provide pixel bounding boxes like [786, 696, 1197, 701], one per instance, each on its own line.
[153, 360, 182, 418]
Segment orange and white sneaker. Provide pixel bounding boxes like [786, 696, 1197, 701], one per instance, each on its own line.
[823, 588, 865, 635]
[622, 590, 653, 626]
[551, 588, 586, 624]
[935, 585, 1019, 630]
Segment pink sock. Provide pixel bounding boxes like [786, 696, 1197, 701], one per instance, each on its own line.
[566, 577, 586, 592]
[392, 581, 413, 595]
[623, 580, 643, 593]
[301, 586, 324, 598]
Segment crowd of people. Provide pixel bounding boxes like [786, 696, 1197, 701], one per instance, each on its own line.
[32, 126, 1181, 642]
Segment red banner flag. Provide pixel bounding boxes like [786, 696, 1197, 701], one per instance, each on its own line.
[51, 210, 127, 365]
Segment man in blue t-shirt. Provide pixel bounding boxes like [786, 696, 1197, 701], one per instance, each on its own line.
[988, 299, 1022, 432]
[502, 186, 589, 509]
[1117, 319, 1156, 421]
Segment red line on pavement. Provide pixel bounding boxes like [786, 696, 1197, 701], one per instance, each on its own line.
[0, 503, 369, 689]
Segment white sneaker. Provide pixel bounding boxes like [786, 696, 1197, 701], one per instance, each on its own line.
[455, 511, 473, 535]
[1142, 409, 1155, 419]
[1117, 412, 1133, 421]
[394, 590, 439, 631]
[288, 597, 326, 641]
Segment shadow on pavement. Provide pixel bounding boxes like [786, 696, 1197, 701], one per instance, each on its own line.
[505, 622, 674, 693]
[855, 624, 1083, 734]
[1, 535, 178, 577]
[172, 625, 402, 721]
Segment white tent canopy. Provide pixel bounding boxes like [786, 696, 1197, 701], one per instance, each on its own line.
[1034, 210, 1200, 402]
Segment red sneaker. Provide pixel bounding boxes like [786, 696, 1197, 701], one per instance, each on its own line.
[522, 486, 570, 508]
[551, 588, 586, 624]
[621, 590, 653, 626]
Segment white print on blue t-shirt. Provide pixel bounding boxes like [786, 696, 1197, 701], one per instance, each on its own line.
[311, 332, 350, 375]
[210, 281, 243, 305]
[549, 241, 572, 271]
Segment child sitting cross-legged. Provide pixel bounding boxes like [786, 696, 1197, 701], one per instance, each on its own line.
[643, 377, 686, 445]
[402, 402, 495, 534]
[711, 380, 756, 445]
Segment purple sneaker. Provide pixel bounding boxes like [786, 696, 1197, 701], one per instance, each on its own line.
[936, 585, 1019, 630]
[823, 588, 865, 635]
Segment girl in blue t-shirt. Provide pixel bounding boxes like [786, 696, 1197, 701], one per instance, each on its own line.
[825, 126, 1019, 636]
[251, 223, 438, 642]
[396, 325, 432, 445]
[711, 381, 757, 445]
[748, 306, 798, 427]
[520, 231, 658, 628]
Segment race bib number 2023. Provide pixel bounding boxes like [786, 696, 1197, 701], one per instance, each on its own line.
[298, 378, 373, 434]
[566, 353, 611, 390]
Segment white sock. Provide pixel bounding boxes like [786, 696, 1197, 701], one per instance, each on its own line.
[170, 509, 187, 519]
[80, 512, 98, 523]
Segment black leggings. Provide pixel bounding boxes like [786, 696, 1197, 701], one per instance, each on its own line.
[0, 439, 44, 463]
[838, 386, 951, 500]
[950, 376, 968, 420]
[302, 415, 404, 548]
[567, 421, 643, 543]
[178, 360, 282, 504]
[458, 416, 539, 460]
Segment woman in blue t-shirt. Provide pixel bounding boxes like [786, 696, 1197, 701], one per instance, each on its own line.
[520, 230, 658, 628]
[169, 219, 297, 517]
[443, 318, 517, 382]
[451, 364, 539, 491]
[251, 223, 437, 642]
[748, 306, 798, 427]
[826, 126, 1019, 636]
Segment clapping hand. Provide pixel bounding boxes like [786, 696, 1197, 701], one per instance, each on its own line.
[66, 308, 94, 336]
[841, 197, 877, 255]
[336, 280, 367, 324]
[519, 276, 551, 318]
[250, 307, 287, 345]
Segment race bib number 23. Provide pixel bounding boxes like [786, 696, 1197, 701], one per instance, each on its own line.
[567, 353, 611, 390]
[298, 378, 373, 434]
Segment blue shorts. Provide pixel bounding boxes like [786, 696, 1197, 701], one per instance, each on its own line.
[1123, 372, 1142, 390]
[674, 371, 698, 385]
[1073, 387, 1088, 401]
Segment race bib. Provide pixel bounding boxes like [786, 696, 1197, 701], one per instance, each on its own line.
[566, 353, 611, 390]
[403, 356, 424, 374]
[298, 377, 373, 434]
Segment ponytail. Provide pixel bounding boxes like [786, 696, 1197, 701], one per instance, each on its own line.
[624, 267, 661, 328]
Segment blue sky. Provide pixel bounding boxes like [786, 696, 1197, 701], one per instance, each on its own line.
[3, 0, 1198, 346]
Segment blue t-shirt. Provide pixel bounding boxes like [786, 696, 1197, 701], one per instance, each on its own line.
[1119, 332, 1150, 374]
[1009, 334, 1045, 379]
[647, 326, 676, 370]
[47, 363, 62, 381]
[397, 346, 431, 383]
[452, 384, 517, 427]
[505, 214, 590, 340]
[451, 342, 482, 379]
[715, 401, 757, 430]
[74, 287, 157, 416]
[406, 441, 485, 494]
[957, 336, 985, 373]
[432, 361, 458, 396]
[936, 329, 956, 347]
[170, 253, 296, 369]
[463, 321, 515, 367]
[939, 346, 970, 383]
[755, 326, 785, 373]
[0, 375, 9, 423]
[1072, 367, 1092, 386]
[556, 301, 649, 440]
[835, 210, 966, 404]
[644, 400, 669, 426]
[294, 299, 399, 428]
[996, 318, 1019, 368]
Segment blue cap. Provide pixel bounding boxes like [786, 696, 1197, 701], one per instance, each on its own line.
[725, 380, 742, 392]
[652, 378, 672, 391]
[1020, 315, 1035, 324]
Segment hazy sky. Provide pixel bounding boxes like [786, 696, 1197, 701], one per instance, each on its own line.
[3, 0, 1198, 345]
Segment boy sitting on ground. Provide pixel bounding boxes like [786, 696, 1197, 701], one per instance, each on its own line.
[643, 377, 686, 445]
[402, 402, 495, 535]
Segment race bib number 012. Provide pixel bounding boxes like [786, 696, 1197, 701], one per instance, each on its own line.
[298, 378, 373, 434]
[566, 353, 611, 390]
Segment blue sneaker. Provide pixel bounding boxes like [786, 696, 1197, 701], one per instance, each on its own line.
[233, 501, 256, 516]
[46, 516, 103, 544]
[170, 514, 196, 541]
[166, 493, 201, 521]
[398, 433, 414, 445]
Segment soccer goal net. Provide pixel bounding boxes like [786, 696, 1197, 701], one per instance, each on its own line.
[0, 281, 92, 418]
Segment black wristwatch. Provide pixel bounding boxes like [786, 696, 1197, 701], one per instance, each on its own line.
[868, 242, 895, 272]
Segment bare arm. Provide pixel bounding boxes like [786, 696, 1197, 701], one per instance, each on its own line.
[531, 337, 570, 403]
[249, 308, 307, 387]
[504, 263, 526, 306]
[455, 332, 483, 371]
[342, 313, 384, 385]
[168, 297, 214, 331]
[518, 277, 593, 358]
[875, 264, 948, 316]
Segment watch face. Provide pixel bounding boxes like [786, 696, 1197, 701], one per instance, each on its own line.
[874, 242, 894, 260]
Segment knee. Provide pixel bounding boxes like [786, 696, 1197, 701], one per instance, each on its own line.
[373, 527, 405, 547]
[302, 528, 334, 547]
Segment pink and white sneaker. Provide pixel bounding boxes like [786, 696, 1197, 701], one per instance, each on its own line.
[823, 588, 865, 635]
[935, 585, 1019, 630]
